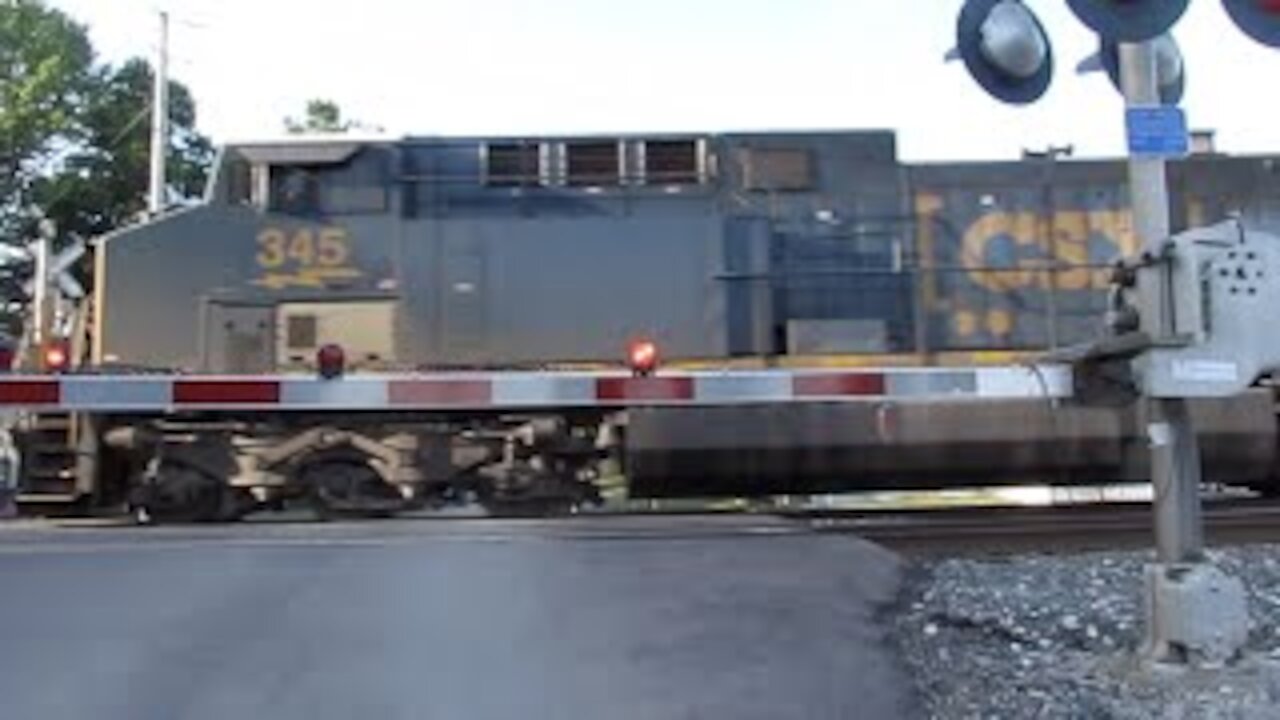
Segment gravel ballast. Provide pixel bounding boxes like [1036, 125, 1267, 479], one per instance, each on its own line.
[894, 546, 1280, 719]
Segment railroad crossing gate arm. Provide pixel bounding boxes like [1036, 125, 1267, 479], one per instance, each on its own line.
[0, 366, 1073, 413]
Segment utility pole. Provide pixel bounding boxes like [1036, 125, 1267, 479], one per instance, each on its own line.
[148, 10, 170, 217]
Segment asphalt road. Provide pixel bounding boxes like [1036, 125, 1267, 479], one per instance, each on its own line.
[0, 517, 919, 720]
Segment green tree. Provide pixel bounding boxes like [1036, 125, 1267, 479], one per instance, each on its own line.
[35, 57, 215, 240]
[285, 98, 354, 134]
[0, 0, 95, 246]
[0, 1, 215, 332]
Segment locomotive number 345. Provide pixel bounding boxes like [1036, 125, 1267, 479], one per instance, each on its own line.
[256, 227, 352, 270]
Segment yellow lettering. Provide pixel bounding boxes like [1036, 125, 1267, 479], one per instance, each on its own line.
[287, 229, 315, 266]
[1045, 211, 1092, 291]
[913, 193, 944, 314]
[256, 228, 287, 268]
[961, 209, 1141, 295]
[953, 309, 978, 338]
[961, 211, 1039, 292]
[256, 226, 353, 276]
[317, 227, 350, 267]
[1088, 209, 1137, 256]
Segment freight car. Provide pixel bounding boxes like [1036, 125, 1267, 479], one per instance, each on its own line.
[12, 129, 1280, 518]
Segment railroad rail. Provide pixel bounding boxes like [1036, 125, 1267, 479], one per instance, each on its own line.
[792, 499, 1280, 555]
[9, 497, 1280, 558]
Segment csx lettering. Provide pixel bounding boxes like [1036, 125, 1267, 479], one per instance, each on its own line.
[960, 210, 1136, 293]
[256, 227, 351, 270]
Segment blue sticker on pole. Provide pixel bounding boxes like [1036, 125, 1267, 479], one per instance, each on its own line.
[1126, 105, 1189, 158]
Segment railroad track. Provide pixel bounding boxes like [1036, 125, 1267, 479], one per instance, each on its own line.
[8, 497, 1280, 556]
[789, 498, 1280, 555]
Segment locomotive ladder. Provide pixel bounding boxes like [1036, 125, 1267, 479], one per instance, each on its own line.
[13, 297, 96, 510]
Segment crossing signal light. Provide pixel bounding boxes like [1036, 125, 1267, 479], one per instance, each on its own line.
[1223, 0, 1280, 48]
[42, 340, 69, 373]
[1067, 0, 1190, 43]
[950, 0, 1055, 105]
[1079, 33, 1186, 105]
[627, 339, 659, 377]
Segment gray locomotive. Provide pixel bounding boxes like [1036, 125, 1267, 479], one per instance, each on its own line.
[16, 129, 1280, 518]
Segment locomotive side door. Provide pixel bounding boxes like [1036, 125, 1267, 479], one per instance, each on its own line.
[439, 234, 488, 364]
[201, 302, 276, 374]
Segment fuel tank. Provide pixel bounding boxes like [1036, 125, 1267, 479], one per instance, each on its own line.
[625, 392, 1277, 498]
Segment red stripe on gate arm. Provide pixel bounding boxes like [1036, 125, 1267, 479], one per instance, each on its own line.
[0, 380, 60, 405]
[173, 380, 281, 405]
[388, 379, 492, 406]
[792, 372, 886, 397]
[596, 376, 695, 402]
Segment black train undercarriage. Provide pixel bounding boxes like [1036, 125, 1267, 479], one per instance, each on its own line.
[16, 390, 1279, 522]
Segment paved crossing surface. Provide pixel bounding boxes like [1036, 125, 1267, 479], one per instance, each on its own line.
[0, 517, 919, 719]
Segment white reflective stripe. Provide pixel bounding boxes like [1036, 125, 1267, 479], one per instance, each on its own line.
[974, 366, 1071, 398]
[492, 375, 596, 407]
[884, 370, 977, 398]
[3, 365, 1079, 411]
[280, 378, 389, 408]
[694, 373, 791, 403]
[60, 377, 172, 409]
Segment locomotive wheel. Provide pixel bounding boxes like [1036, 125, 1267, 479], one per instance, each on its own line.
[475, 473, 586, 518]
[131, 462, 229, 524]
[302, 460, 407, 520]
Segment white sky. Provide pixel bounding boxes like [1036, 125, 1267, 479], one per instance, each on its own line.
[47, 0, 1280, 161]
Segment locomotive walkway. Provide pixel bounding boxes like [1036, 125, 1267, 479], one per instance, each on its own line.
[0, 516, 920, 719]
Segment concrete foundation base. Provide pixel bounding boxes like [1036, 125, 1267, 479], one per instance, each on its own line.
[1144, 562, 1249, 667]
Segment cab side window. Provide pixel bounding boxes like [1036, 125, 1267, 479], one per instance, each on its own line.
[266, 152, 389, 216]
[270, 166, 321, 215]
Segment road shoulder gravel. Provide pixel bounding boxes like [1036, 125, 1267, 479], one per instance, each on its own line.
[893, 545, 1280, 719]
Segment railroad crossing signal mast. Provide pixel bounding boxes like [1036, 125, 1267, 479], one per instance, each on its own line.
[951, 0, 1280, 666]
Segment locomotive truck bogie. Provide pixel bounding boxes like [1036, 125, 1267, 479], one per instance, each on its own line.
[95, 411, 615, 522]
